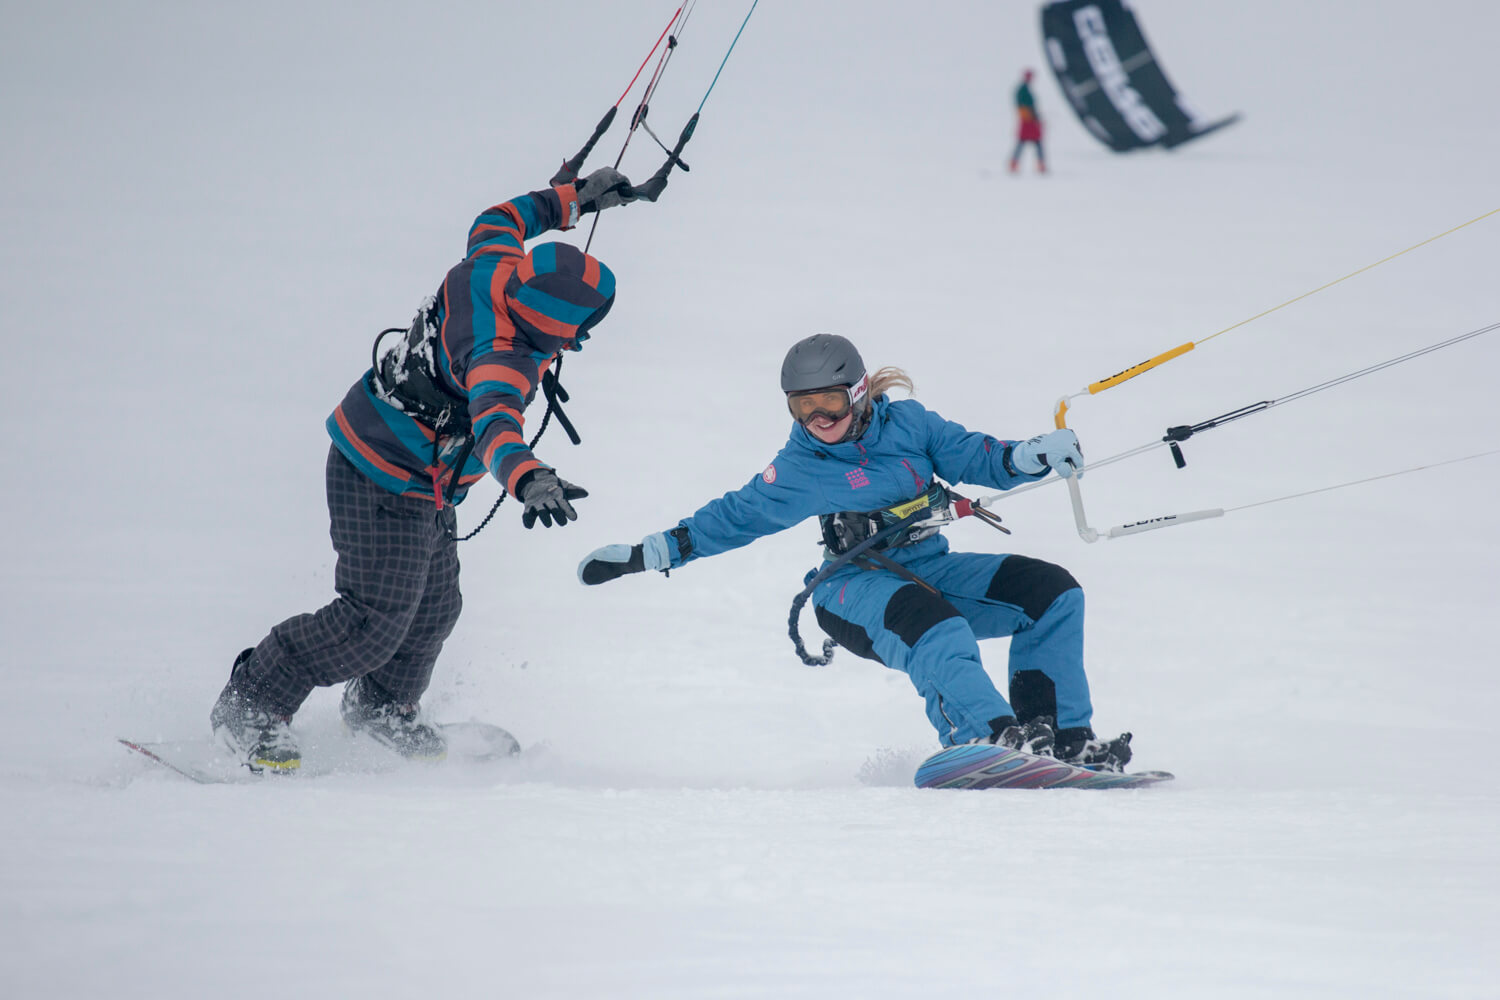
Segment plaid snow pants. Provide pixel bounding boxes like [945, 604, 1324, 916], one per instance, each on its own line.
[247, 446, 462, 715]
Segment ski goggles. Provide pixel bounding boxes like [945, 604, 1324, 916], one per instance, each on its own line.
[786, 374, 869, 424]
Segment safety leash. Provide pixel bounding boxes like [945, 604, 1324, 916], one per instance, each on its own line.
[787, 485, 1007, 666]
[440, 355, 577, 542]
[788, 509, 930, 666]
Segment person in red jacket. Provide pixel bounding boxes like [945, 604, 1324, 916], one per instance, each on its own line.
[1009, 69, 1046, 174]
[210, 165, 659, 774]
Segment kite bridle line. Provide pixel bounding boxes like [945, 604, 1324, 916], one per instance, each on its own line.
[583, 1, 698, 253]
[575, 0, 760, 254]
[547, 6, 684, 192]
[982, 207, 1500, 542]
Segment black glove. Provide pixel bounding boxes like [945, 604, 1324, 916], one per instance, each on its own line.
[517, 469, 588, 529]
[578, 544, 647, 585]
[576, 167, 642, 214]
[578, 532, 674, 585]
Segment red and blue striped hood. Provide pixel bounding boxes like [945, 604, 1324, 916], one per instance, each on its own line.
[503, 241, 615, 352]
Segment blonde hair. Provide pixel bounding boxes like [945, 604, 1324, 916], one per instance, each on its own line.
[868, 366, 914, 400]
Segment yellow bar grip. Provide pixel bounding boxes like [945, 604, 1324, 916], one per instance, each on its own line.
[1087, 342, 1195, 395]
[1054, 397, 1071, 430]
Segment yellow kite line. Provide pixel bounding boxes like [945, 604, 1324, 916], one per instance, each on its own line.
[1055, 206, 1500, 430]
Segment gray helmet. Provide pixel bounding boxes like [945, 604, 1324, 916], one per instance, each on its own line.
[780, 334, 867, 394]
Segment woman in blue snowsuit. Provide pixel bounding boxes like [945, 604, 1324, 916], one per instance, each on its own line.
[580, 334, 1133, 769]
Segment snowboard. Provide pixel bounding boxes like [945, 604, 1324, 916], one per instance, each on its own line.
[914, 742, 1174, 790]
[119, 721, 521, 784]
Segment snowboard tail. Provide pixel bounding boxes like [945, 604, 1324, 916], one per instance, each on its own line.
[120, 721, 521, 784]
[915, 742, 1173, 790]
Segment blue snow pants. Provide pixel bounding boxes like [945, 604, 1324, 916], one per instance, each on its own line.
[811, 550, 1091, 746]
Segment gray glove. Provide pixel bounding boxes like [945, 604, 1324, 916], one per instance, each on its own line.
[576, 167, 642, 214]
[517, 469, 588, 528]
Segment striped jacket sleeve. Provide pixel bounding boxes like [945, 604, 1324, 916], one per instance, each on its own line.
[438, 184, 579, 495]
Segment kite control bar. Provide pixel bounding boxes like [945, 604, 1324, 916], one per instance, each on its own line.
[1053, 384, 1224, 543]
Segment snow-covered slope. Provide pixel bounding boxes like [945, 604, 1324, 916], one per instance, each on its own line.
[2, 2, 1497, 997]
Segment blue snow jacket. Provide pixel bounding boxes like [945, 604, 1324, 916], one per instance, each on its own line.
[667, 397, 1046, 568]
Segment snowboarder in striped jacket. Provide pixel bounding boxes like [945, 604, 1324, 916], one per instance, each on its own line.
[211, 166, 658, 773]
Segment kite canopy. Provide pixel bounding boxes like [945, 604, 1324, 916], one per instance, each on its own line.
[1040, 0, 1240, 152]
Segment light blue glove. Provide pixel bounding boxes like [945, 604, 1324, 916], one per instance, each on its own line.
[638, 531, 672, 570]
[577, 532, 672, 585]
[1011, 428, 1084, 478]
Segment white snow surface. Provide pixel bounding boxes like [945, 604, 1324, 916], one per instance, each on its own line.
[3, 2, 1498, 997]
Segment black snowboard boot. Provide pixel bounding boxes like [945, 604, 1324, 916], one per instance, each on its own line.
[1055, 726, 1133, 773]
[340, 675, 447, 762]
[983, 714, 1057, 756]
[209, 648, 301, 774]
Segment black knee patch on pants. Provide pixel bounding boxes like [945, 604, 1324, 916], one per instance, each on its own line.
[815, 605, 883, 664]
[1010, 670, 1056, 723]
[985, 555, 1078, 622]
[883, 583, 962, 648]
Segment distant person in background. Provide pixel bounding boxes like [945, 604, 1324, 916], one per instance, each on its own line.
[578, 334, 1135, 771]
[209, 164, 665, 774]
[1009, 68, 1046, 174]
